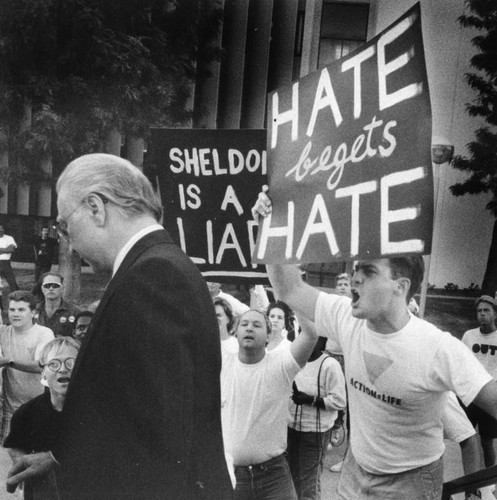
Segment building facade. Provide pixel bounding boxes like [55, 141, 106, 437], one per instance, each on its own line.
[0, 0, 491, 287]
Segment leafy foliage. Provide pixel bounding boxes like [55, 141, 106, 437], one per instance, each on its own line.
[450, 0, 497, 213]
[450, 0, 497, 293]
[0, 0, 221, 181]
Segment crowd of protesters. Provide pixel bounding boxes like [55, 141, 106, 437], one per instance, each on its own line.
[0, 157, 497, 500]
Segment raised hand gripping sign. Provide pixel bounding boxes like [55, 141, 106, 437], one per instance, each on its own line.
[148, 128, 268, 282]
[253, 3, 433, 265]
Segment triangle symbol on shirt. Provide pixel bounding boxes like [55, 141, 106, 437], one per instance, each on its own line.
[363, 351, 394, 385]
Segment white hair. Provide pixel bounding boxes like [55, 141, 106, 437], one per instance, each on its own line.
[56, 153, 163, 221]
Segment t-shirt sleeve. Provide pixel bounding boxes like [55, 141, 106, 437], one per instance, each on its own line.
[278, 348, 301, 386]
[322, 357, 347, 411]
[441, 392, 475, 443]
[34, 328, 55, 360]
[431, 335, 493, 406]
[315, 292, 353, 354]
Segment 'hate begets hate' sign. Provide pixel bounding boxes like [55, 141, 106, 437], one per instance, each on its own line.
[253, 3, 433, 265]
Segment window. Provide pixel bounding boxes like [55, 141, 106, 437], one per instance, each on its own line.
[318, 1, 369, 67]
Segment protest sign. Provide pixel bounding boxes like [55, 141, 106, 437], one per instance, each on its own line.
[253, 3, 433, 264]
[148, 128, 268, 282]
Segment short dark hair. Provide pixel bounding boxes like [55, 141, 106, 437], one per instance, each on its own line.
[388, 256, 425, 302]
[8, 290, 37, 310]
[267, 300, 294, 332]
[74, 310, 94, 325]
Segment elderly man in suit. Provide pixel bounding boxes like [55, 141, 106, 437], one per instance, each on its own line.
[6, 153, 233, 500]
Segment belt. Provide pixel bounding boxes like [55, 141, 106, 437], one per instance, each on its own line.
[234, 453, 285, 472]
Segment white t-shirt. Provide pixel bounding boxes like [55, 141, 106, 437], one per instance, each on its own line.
[461, 327, 497, 379]
[0, 235, 16, 261]
[221, 336, 239, 354]
[288, 353, 346, 432]
[221, 349, 300, 465]
[315, 292, 492, 474]
[442, 392, 475, 443]
[0, 324, 54, 410]
[267, 337, 292, 354]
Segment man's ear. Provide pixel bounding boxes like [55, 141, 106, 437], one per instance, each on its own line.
[85, 194, 108, 226]
[395, 277, 411, 297]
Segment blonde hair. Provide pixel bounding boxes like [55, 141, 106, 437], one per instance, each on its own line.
[38, 337, 81, 366]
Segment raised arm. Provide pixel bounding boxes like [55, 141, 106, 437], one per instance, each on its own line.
[267, 264, 319, 322]
[252, 186, 319, 321]
[290, 315, 318, 368]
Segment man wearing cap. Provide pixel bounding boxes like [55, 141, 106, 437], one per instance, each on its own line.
[34, 273, 82, 338]
[461, 295, 497, 467]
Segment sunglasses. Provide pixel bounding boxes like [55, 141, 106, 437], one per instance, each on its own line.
[42, 282, 62, 290]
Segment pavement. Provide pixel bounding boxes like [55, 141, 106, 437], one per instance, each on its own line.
[0, 435, 490, 499]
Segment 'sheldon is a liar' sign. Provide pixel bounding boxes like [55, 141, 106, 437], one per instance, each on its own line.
[253, 3, 433, 264]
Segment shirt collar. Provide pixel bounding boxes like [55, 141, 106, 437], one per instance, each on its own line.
[112, 224, 163, 276]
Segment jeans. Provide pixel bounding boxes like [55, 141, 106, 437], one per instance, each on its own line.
[287, 427, 331, 500]
[338, 449, 443, 499]
[234, 453, 298, 500]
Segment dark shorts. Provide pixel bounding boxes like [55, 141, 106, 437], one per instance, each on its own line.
[464, 403, 497, 438]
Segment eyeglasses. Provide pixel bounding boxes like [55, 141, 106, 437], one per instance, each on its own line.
[42, 282, 62, 290]
[45, 358, 76, 372]
[56, 193, 109, 240]
[56, 200, 85, 240]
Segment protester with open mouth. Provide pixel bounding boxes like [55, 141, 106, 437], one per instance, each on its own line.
[4, 336, 80, 499]
[252, 186, 497, 500]
[221, 309, 317, 499]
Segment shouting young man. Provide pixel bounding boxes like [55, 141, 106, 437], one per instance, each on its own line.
[252, 187, 497, 500]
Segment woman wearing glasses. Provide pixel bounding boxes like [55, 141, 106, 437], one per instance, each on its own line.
[4, 336, 80, 499]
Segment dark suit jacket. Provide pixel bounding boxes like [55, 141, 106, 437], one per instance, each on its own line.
[53, 230, 233, 499]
